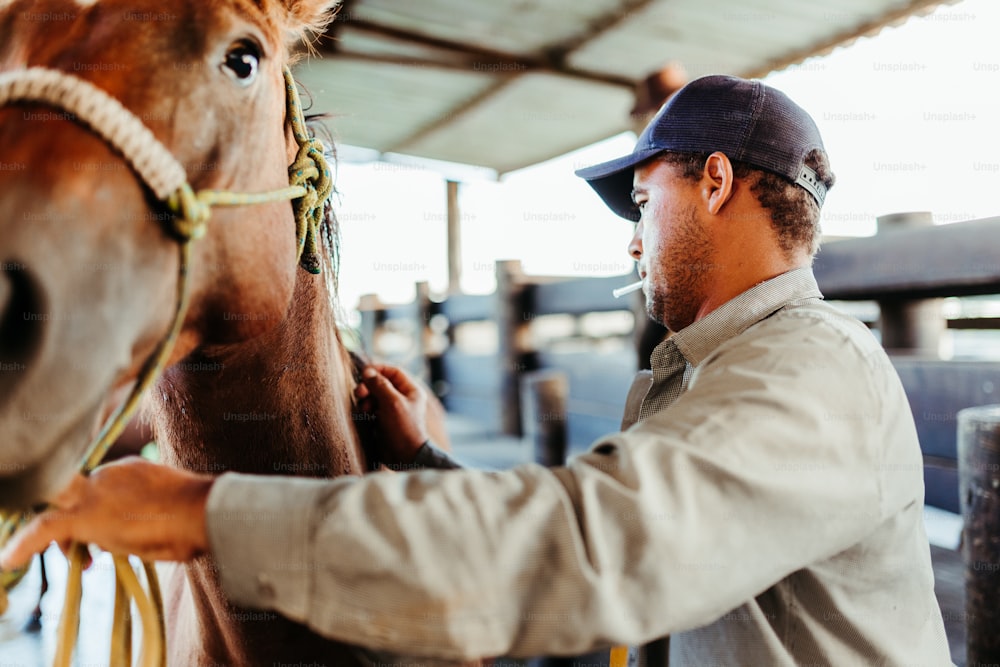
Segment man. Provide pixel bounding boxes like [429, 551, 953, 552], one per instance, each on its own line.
[2, 75, 953, 665]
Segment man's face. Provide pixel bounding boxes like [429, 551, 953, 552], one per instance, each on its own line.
[629, 159, 714, 332]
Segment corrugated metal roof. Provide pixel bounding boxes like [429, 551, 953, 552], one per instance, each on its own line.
[294, 0, 957, 176]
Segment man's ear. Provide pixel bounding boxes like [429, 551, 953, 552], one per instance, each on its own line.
[702, 152, 734, 215]
[280, 0, 342, 35]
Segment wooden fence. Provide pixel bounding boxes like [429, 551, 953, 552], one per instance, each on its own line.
[358, 212, 1000, 515]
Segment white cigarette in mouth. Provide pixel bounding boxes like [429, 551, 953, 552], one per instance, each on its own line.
[612, 280, 644, 298]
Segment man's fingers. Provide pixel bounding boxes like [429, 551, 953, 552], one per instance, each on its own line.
[355, 381, 370, 401]
[371, 364, 421, 399]
[361, 367, 403, 400]
[0, 510, 71, 571]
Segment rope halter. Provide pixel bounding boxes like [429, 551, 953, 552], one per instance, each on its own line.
[0, 64, 333, 667]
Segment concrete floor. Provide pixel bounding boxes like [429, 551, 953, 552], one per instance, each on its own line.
[931, 544, 966, 667]
[1, 548, 120, 666]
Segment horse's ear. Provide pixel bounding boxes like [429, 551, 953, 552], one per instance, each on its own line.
[280, 0, 342, 35]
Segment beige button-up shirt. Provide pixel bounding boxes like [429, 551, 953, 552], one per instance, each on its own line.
[207, 268, 953, 665]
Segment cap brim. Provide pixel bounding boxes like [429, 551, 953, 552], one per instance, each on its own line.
[574, 147, 663, 222]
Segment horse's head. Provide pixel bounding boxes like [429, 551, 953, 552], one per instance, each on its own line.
[0, 0, 341, 507]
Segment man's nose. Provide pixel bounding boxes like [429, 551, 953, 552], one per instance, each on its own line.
[628, 221, 643, 260]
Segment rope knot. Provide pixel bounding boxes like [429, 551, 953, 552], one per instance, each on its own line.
[166, 183, 210, 241]
[288, 136, 333, 275]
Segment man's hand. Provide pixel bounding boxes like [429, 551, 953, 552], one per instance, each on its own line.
[355, 364, 435, 465]
[0, 458, 213, 571]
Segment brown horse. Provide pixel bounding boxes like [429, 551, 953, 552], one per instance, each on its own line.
[0, 1, 472, 664]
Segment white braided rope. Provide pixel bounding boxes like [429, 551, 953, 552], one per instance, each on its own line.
[0, 67, 187, 199]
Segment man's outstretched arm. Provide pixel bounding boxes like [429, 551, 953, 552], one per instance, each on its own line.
[0, 458, 213, 566]
[3, 343, 887, 660]
[0, 364, 444, 567]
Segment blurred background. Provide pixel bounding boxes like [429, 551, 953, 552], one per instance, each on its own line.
[319, 0, 1000, 313]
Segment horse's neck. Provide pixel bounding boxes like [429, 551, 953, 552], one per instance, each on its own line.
[150, 269, 370, 665]
[151, 270, 365, 478]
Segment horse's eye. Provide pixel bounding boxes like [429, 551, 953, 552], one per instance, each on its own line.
[222, 41, 260, 86]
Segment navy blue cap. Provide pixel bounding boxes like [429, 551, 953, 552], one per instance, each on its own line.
[575, 74, 828, 221]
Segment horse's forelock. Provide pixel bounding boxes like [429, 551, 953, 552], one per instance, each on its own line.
[282, 0, 341, 34]
[240, 0, 339, 48]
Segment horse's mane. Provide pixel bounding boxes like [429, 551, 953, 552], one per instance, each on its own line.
[304, 112, 346, 325]
[303, 113, 379, 466]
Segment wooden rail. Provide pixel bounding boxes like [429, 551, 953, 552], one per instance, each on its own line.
[358, 213, 1000, 515]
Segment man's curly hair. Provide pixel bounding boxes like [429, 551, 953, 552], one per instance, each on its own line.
[659, 149, 835, 257]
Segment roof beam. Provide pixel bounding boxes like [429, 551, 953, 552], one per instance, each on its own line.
[326, 3, 660, 158]
[325, 18, 633, 88]
[540, 0, 662, 66]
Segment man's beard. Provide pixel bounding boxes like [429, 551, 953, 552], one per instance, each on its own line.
[646, 206, 714, 333]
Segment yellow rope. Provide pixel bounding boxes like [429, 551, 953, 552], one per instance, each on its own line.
[0, 65, 331, 666]
[110, 562, 132, 667]
[283, 67, 333, 274]
[112, 554, 163, 667]
[52, 544, 86, 667]
[610, 645, 630, 667]
[141, 560, 166, 660]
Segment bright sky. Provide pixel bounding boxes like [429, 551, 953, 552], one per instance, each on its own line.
[332, 0, 1000, 317]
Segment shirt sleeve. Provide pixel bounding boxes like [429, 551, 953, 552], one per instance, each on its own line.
[206, 317, 908, 661]
[411, 440, 464, 470]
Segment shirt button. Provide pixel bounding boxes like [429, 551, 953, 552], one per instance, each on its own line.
[257, 573, 276, 600]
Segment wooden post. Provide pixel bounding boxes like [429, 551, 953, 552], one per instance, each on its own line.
[521, 370, 568, 467]
[447, 180, 462, 294]
[958, 405, 1000, 665]
[875, 212, 944, 356]
[356, 293, 382, 357]
[414, 281, 432, 382]
[496, 259, 526, 437]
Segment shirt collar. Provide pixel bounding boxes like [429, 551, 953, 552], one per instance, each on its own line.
[652, 267, 823, 368]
